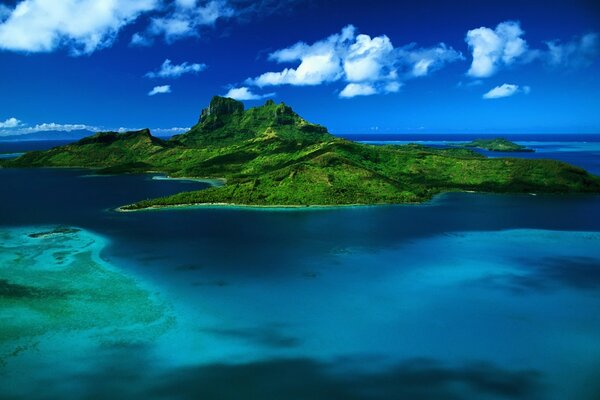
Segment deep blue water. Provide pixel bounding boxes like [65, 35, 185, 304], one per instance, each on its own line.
[0, 139, 73, 155]
[1, 138, 600, 400]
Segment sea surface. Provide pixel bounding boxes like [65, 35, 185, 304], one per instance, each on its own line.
[1, 136, 600, 399]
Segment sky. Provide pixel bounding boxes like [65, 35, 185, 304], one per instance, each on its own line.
[0, 0, 599, 136]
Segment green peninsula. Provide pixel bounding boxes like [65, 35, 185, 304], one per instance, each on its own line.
[2, 96, 599, 210]
[463, 138, 534, 152]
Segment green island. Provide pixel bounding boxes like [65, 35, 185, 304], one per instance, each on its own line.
[462, 138, 535, 152]
[2, 96, 599, 210]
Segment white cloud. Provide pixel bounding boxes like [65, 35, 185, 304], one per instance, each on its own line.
[339, 83, 376, 98]
[457, 79, 483, 88]
[0, 0, 157, 55]
[466, 21, 528, 77]
[148, 85, 171, 96]
[465, 21, 598, 77]
[384, 81, 402, 93]
[145, 59, 207, 78]
[545, 33, 599, 68]
[249, 26, 354, 87]
[0, 122, 99, 136]
[130, 32, 152, 47]
[151, 126, 190, 135]
[0, 122, 191, 137]
[137, 0, 234, 44]
[246, 25, 462, 98]
[224, 87, 274, 100]
[0, 117, 22, 128]
[251, 53, 343, 86]
[343, 33, 395, 82]
[26, 122, 96, 131]
[482, 83, 527, 99]
[1, 0, 286, 53]
[399, 43, 464, 77]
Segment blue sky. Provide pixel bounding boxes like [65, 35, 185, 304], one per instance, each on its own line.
[0, 0, 599, 136]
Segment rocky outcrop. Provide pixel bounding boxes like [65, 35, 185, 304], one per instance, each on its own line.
[200, 96, 244, 121]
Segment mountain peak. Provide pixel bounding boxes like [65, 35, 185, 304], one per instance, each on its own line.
[200, 96, 244, 121]
[173, 95, 330, 147]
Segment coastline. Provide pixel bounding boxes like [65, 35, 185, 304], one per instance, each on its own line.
[150, 175, 226, 186]
[114, 190, 576, 213]
[115, 201, 409, 213]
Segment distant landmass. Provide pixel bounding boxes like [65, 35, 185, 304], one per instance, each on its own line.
[0, 129, 96, 142]
[462, 138, 535, 152]
[2, 96, 599, 210]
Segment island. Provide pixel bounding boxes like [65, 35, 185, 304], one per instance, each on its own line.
[462, 138, 534, 152]
[2, 96, 599, 210]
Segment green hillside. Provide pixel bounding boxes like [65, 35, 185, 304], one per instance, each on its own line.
[3, 96, 599, 210]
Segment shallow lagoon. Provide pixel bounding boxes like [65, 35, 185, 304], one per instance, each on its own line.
[1, 139, 600, 399]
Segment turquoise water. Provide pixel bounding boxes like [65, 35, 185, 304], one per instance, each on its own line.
[1, 140, 600, 399]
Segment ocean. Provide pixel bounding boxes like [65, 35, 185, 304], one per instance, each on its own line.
[1, 135, 599, 399]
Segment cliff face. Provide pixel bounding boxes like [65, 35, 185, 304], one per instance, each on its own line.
[199, 96, 245, 122]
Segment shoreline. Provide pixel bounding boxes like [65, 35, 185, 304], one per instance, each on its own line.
[150, 175, 226, 186]
[115, 201, 415, 213]
[114, 191, 584, 213]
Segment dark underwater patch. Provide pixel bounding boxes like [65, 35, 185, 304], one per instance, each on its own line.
[474, 256, 600, 294]
[64, 350, 545, 400]
[202, 325, 301, 349]
[0, 279, 68, 299]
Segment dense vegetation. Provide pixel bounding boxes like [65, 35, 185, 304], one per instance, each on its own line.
[462, 138, 534, 152]
[2, 96, 599, 210]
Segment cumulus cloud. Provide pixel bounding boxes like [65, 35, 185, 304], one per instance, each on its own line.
[0, 0, 157, 55]
[465, 21, 599, 77]
[130, 32, 152, 47]
[399, 43, 465, 77]
[544, 33, 599, 68]
[466, 21, 528, 78]
[482, 83, 530, 99]
[26, 122, 96, 131]
[151, 126, 190, 136]
[0, 122, 100, 136]
[145, 59, 207, 78]
[0, 121, 191, 137]
[339, 83, 376, 98]
[133, 0, 234, 45]
[343, 31, 395, 82]
[224, 87, 274, 100]
[0, 117, 22, 128]
[148, 85, 171, 96]
[384, 81, 402, 93]
[0, 1, 299, 54]
[246, 25, 462, 98]
[249, 25, 355, 87]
